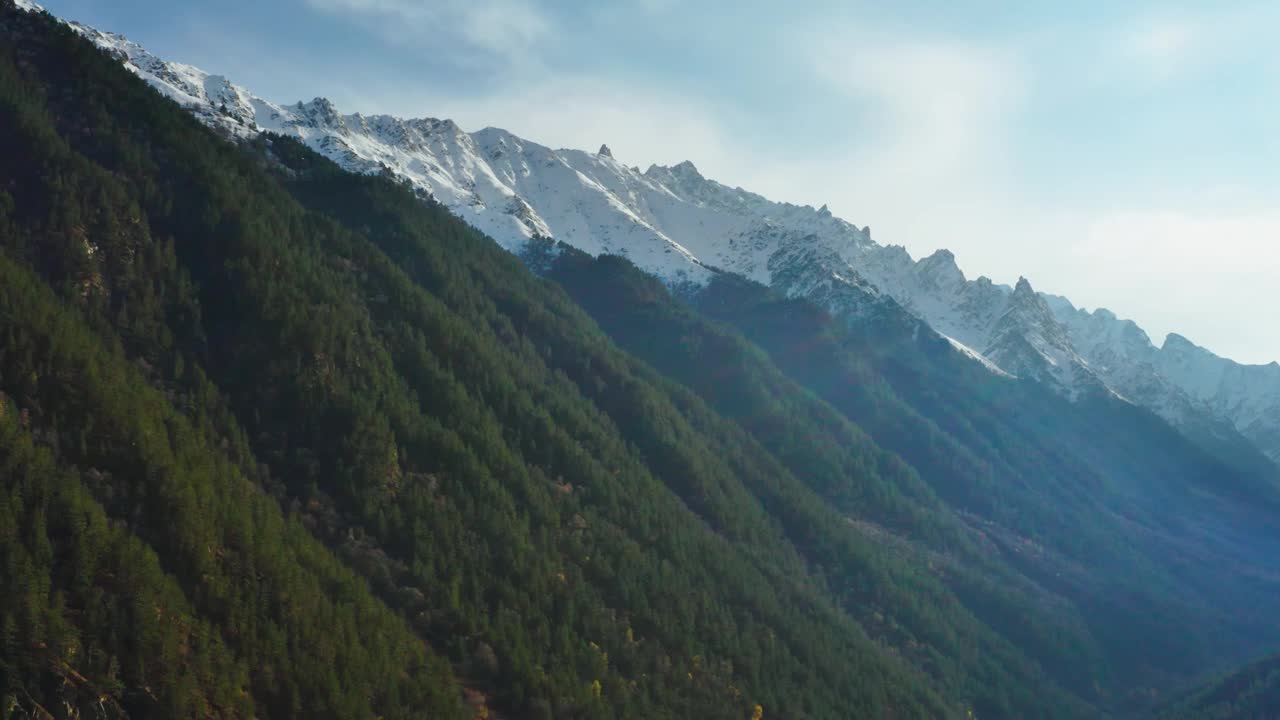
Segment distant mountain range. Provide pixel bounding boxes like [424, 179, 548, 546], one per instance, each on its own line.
[24, 0, 1280, 466]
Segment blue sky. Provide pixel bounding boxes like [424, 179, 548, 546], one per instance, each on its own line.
[41, 0, 1280, 363]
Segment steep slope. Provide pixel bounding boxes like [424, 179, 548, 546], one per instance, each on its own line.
[535, 243, 1280, 714]
[686, 270, 1280, 709]
[1157, 334, 1280, 463]
[980, 278, 1098, 396]
[0, 251, 468, 720]
[272, 139, 1111, 718]
[9, 4, 1280, 717]
[0, 11, 468, 720]
[0, 5, 1125, 717]
[543, 250, 1114, 699]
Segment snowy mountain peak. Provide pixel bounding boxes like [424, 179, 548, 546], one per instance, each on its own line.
[1163, 332, 1203, 354]
[597, 143, 613, 158]
[293, 97, 343, 128]
[671, 159, 702, 176]
[1000, 280, 1052, 334]
[471, 125, 523, 151]
[916, 249, 965, 288]
[925, 247, 956, 263]
[973, 275, 1101, 395]
[646, 160, 707, 190]
[1049, 301, 1280, 462]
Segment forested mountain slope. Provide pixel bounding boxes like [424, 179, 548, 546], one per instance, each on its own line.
[0, 4, 1066, 717]
[5, 4, 1280, 719]
[541, 247, 1280, 713]
[691, 270, 1280, 707]
[1157, 654, 1280, 720]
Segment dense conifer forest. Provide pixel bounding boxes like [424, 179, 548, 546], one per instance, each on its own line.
[4, 3, 1280, 718]
[544, 246, 1280, 713]
[1157, 654, 1280, 719]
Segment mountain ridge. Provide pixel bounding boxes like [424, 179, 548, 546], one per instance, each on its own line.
[21, 0, 1280, 464]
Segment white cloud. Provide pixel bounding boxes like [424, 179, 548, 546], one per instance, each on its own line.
[1124, 17, 1206, 78]
[1079, 209, 1280, 276]
[634, 0, 678, 15]
[1130, 19, 1199, 64]
[452, 0, 550, 57]
[305, 0, 552, 67]
[804, 33, 1023, 176]
[1060, 208, 1280, 362]
[715, 26, 1031, 278]
[762, 27, 1027, 250]
[1118, 7, 1278, 79]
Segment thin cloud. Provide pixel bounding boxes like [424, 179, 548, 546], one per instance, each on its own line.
[1118, 6, 1279, 80]
[1051, 207, 1280, 363]
[1130, 19, 1198, 65]
[800, 26, 1024, 184]
[305, 0, 552, 69]
[1124, 16, 1205, 79]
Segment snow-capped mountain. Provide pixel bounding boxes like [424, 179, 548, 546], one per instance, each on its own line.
[1050, 298, 1280, 464]
[22, 1, 1280, 464]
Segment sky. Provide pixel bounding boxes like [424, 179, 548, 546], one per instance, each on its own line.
[39, 0, 1280, 364]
